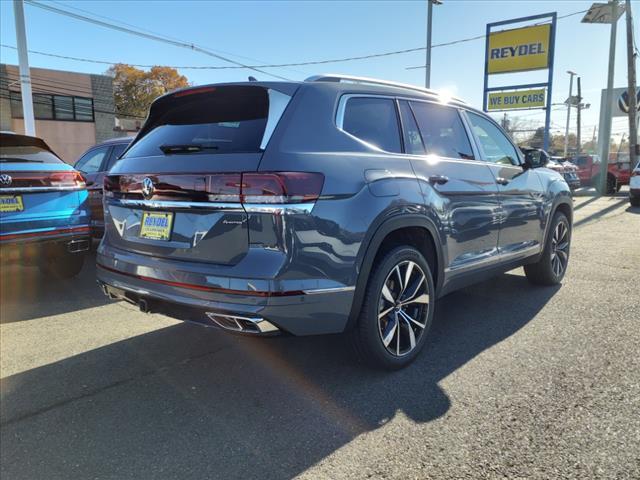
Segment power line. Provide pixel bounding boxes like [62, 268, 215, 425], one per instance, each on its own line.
[23, 0, 292, 81]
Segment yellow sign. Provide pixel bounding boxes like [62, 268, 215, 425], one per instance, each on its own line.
[487, 89, 546, 111]
[487, 24, 551, 74]
[139, 211, 173, 241]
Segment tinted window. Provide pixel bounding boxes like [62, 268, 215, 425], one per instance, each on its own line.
[467, 112, 519, 165]
[106, 143, 129, 170]
[125, 86, 270, 158]
[75, 147, 109, 174]
[342, 97, 401, 153]
[0, 145, 62, 164]
[398, 101, 425, 155]
[409, 102, 474, 159]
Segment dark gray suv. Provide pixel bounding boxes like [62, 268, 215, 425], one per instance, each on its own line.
[97, 75, 572, 369]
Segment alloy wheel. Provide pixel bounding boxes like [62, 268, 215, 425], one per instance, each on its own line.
[377, 260, 430, 357]
[550, 221, 570, 277]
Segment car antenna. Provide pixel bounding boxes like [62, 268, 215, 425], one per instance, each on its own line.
[248, 76, 258, 82]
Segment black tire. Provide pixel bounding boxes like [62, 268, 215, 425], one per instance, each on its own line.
[352, 246, 435, 370]
[630, 195, 640, 207]
[524, 212, 571, 286]
[39, 252, 85, 279]
[606, 175, 617, 195]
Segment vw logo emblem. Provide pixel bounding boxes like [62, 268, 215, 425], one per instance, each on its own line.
[141, 177, 155, 199]
[0, 174, 12, 187]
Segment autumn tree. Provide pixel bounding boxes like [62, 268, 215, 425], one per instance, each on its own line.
[107, 64, 190, 118]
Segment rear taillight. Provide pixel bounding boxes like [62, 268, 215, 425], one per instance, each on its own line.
[105, 172, 324, 204]
[0, 171, 85, 189]
[240, 172, 324, 204]
[48, 171, 86, 188]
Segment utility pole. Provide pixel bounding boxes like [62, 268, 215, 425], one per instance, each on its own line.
[425, 0, 443, 89]
[577, 76, 583, 155]
[564, 71, 577, 157]
[13, 0, 35, 136]
[625, 0, 639, 170]
[597, 0, 620, 195]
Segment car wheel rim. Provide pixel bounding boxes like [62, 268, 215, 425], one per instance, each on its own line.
[377, 260, 429, 357]
[550, 221, 570, 277]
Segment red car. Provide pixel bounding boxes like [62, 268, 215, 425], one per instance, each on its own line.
[573, 154, 631, 194]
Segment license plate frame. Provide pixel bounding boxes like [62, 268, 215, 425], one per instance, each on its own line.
[139, 211, 174, 241]
[0, 195, 24, 213]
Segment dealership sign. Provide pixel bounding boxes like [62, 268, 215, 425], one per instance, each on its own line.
[487, 24, 551, 74]
[483, 12, 557, 150]
[487, 88, 546, 111]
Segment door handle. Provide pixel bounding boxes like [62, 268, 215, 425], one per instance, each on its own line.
[496, 177, 510, 186]
[428, 175, 449, 185]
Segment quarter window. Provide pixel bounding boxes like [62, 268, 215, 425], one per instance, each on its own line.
[409, 102, 474, 160]
[342, 97, 401, 153]
[467, 112, 519, 165]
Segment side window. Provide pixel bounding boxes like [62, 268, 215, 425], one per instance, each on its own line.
[106, 143, 128, 170]
[409, 102, 474, 160]
[398, 101, 426, 155]
[467, 112, 519, 165]
[342, 97, 401, 153]
[75, 146, 109, 174]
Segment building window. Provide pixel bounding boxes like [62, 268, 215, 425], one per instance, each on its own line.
[9, 91, 95, 122]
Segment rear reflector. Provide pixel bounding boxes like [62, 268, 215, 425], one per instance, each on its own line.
[105, 172, 324, 204]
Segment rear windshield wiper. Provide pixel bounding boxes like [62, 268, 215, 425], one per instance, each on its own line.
[159, 144, 219, 154]
[0, 157, 44, 163]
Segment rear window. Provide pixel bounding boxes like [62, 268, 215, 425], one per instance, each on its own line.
[0, 145, 63, 164]
[342, 97, 401, 153]
[124, 86, 277, 158]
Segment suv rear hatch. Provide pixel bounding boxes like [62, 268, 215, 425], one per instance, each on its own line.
[103, 83, 314, 265]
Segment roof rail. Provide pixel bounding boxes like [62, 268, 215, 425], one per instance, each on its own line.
[305, 74, 466, 103]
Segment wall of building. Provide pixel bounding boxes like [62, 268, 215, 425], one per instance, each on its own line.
[1, 64, 123, 163]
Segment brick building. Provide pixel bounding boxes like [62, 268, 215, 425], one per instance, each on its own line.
[0, 64, 127, 162]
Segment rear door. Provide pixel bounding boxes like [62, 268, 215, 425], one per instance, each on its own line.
[75, 145, 111, 230]
[103, 85, 294, 265]
[399, 100, 501, 272]
[464, 111, 545, 256]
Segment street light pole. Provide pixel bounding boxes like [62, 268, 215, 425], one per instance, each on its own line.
[577, 76, 583, 155]
[625, 0, 639, 171]
[13, 0, 35, 136]
[564, 71, 577, 156]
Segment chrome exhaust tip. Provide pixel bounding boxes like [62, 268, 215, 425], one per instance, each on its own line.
[205, 312, 279, 334]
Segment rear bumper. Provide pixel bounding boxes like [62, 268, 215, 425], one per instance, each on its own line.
[0, 226, 90, 264]
[96, 245, 355, 336]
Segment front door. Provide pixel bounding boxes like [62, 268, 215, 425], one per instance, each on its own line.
[464, 111, 545, 256]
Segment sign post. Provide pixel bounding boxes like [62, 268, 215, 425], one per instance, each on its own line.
[483, 13, 557, 151]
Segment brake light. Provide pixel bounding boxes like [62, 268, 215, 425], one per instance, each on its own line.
[240, 172, 324, 204]
[0, 171, 85, 189]
[48, 171, 86, 188]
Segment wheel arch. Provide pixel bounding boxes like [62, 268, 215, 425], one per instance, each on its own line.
[346, 215, 443, 330]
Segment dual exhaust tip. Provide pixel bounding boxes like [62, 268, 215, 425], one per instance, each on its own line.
[205, 312, 279, 334]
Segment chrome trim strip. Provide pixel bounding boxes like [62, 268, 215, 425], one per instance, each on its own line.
[445, 245, 541, 274]
[243, 203, 314, 214]
[113, 198, 314, 214]
[302, 286, 356, 295]
[114, 198, 244, 211]
[0, 186, 85, 193]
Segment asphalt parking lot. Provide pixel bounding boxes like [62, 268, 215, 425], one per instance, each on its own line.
[1, 191, 639, 480]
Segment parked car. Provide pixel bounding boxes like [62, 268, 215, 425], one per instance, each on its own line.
[572, 154, 630, 194]
[74, 137, 132, 236]
[96, 75, 573, 369]
[0, 132, 90, 277]
[630, 162, 640, 207]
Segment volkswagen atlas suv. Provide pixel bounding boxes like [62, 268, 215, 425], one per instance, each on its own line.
[97, 75, 573, 369]
[1, 132, 90, 277]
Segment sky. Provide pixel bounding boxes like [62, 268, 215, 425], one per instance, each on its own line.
[0, 0, 636, 142]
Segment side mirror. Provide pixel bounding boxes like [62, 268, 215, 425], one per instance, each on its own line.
[523, 150, 547, 169]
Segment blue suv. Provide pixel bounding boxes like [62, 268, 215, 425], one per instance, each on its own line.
[1, 132, 90, 278]
[97, 75, 572, 369]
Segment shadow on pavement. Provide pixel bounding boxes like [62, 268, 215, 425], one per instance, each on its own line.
[0, 253, 108, 324]
[0, 271, 560, 480]
[573, 197, 628, 228]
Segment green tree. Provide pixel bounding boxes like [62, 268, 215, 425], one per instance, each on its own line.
[108, 64, 190, 118]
